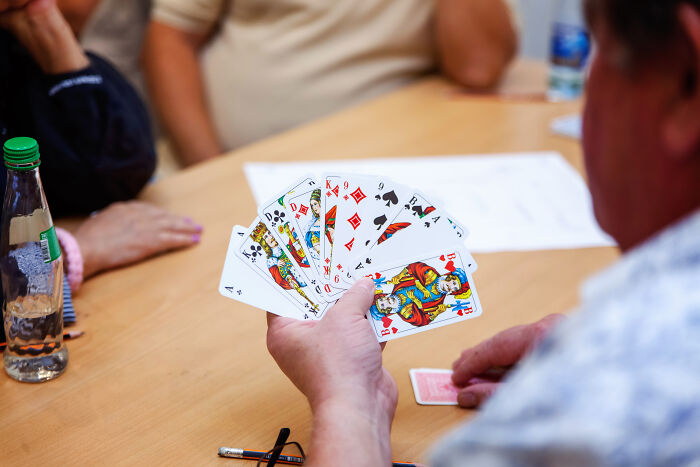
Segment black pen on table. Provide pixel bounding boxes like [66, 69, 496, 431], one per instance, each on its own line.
[217, 446, 417, 466]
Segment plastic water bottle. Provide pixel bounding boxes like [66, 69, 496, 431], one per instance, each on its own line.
[1, 137, 67, 382]
[548, 0, 591, 100]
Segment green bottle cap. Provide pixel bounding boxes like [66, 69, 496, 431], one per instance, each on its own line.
[3, 137, 41, 170]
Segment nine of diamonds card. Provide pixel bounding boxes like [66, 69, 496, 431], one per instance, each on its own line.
[220, 174, 483, 341]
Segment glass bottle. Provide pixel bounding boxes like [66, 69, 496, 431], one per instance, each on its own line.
[1, 137, 67, 382]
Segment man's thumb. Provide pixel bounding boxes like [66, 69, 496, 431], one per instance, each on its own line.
[332, 278, 376, 317]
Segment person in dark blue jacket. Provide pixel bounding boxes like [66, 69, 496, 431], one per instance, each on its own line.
[0, 0, 155, 216]
[0, 0, 202, 342]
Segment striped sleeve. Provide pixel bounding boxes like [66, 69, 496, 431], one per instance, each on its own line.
[63, 279, 76, 325]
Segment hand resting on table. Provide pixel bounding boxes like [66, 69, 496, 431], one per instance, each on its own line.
[451, 313, 564, 408]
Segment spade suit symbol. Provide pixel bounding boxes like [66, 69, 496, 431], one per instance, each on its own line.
[381, 190, 398, 207]
[373, 214, 387, 229]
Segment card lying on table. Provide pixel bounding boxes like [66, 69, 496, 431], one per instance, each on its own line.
[409, 368, 460, 405]
[220, 174, 483, 341]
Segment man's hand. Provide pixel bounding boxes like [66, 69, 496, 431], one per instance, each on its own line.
[452, 314, 563, 408]
[267, 278, 396, 409]
[0, 0, 89, 74]
[74, 201, 202, 279]
[267, 279, 398, 466]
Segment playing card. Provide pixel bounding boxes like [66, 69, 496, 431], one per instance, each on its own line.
[356, 245, 482, 342]
[350, 191, 474, 277]
[236, 218, 333, 320]
[218, 226, 297, 317]
[285, 182, 346, 300]
[331, 175, 407, 287]
[409, 369, 459, 405]
[320, 174, 343, 285]
[258, 176, 330, 300]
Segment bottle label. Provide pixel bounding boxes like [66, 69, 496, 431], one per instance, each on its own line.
[550, 22, 591, 70]
[39, 226, 61, 263]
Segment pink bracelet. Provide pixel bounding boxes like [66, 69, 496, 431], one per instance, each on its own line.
[55, 227, 84, 293]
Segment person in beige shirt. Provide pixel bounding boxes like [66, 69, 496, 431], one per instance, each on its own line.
[143, 0, 519, 166]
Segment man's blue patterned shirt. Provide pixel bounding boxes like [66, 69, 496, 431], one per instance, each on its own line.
[432, 210, 700, 467]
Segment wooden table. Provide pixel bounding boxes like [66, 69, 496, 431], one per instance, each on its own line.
[0, 76, 619, 465]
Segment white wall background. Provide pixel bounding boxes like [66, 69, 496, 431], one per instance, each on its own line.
[517, 0, 555, 60]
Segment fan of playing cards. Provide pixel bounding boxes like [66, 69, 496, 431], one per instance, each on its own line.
[219, 174, 482, 342]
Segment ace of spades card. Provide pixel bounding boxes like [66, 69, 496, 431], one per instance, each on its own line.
[285, 180, 346, 300]
[359, 246, 482, 342]
[236, 218, 332, 320]
[258, 176, 330, 300]
[331, 174, 407, 287]
[219, 226, 298, 317]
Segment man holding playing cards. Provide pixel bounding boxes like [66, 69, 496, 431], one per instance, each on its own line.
[267, 0, 700, 464]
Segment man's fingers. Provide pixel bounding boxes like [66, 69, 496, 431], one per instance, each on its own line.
[266, 312, 300, 359]
[451, 314, 563, 387]
[457, 382, 501, 409]
[329, 278, 376, 318]
[451, 324, 536, 387]
[266, 311, 278, 327]
[266, 311, 286, 329]
[266, 311, 299, 329]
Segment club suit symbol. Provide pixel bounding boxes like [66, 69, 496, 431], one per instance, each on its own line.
[249, 244, 263, 257]
[272, 209, 286, 224]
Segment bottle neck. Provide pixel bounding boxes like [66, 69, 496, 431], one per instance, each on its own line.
[3, 165, 49, 218]
[6, 166, 42, 193]
[5, 159, 41, 172]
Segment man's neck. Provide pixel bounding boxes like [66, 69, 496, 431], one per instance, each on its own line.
[617, 199, 700, 253]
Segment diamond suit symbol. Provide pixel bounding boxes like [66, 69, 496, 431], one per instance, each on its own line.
[350, 188, 366, 204]
[298, 204, 309, 215]
[347, 213, 361, 230]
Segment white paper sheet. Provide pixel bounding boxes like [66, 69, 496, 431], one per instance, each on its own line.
[244, 152, 615, 253]
[551, 114, 582, 140]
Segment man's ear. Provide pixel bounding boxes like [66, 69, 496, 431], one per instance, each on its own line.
[663, 4, 700, 160]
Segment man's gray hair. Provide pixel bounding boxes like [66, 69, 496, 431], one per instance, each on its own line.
[585, 0, 700, 69]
